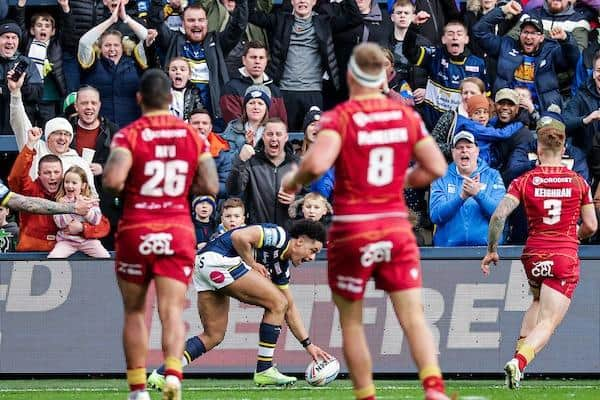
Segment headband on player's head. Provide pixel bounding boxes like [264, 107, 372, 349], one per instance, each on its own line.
[348, 55, 386, 89]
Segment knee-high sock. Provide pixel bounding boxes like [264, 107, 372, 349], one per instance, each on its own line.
[157, 336, 206, 375]
[256, 322, 281, 373]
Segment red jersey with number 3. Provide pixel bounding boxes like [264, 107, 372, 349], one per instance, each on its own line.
[507, 166, 593, 250]
[111, 113, 210, 222]
[319, 96, 431, 217]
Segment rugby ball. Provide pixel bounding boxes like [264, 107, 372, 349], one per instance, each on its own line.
[305, 357, 340, 386]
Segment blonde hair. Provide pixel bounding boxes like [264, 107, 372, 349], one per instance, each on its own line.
[55, 166, 92, 201]
[537, 128, 565, 154]
[352, 43, 386, 77]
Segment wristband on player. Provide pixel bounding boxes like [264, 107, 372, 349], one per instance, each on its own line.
[300, 337, 312, 348]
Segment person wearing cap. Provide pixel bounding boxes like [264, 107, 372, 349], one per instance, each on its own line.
[220, 41, 288, 125]
[220, 84, 271, 155]
[0, 21, 43, 135]
[505, 105, 589, 243]
[430, 130, 506, 246]
[403, 14, 489, 130]
[454, 91, 525, 168]
[472, 0, 579, 112]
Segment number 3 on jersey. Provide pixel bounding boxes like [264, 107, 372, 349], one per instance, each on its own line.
[367, 147, 394, 186]
[140, 160, 188, 197]
[543, 199, 561, 225]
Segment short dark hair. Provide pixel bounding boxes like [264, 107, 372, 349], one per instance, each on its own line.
[183, 4, 208, 17]
[242, 41, 268, 57]
[38, 154, 62, 169]
[264, 117, 287, 130]
[289, 219, 327, 244]
[139, 69, 171, 110]
[444, 19, 468, 33]
[189, 108, 211, 119]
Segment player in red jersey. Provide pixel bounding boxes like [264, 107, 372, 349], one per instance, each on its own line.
[282, 43, 449, 400]
[481, 120, 597, 390]
[103, 69, 219, 400]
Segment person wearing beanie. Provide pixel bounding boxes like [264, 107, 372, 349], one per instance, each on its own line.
[191, 195, 217, 247]
[1, 21, 43, 135]
[465, 94, 490, 126]
[301, 106, 321, 154]
[221, 84, 272, 156]
[8, 68, 98, 196]
[220, 41, 288, 125]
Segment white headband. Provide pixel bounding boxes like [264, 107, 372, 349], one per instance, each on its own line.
[348, 55, 386, 89]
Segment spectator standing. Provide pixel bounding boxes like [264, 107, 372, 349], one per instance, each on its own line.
[221, 85, 271, 153]
[220, 41, 287, 124]
[430, 131, 506, 246]
[388, 0, 460, 44]
[188, 109, 233, 200]
[472, 1, 579, 112]
[167, 57, 203, 120]
[0, 22, 42, 135]
[404, 16, 488, 130]
[149, 0, 248, 130]
[0, 0, 7, 20]
[15, 0, 67, 127]
[248, 0, 363, 130]
[78, 2, 149, 128]
[48, 166, 110, 258]
[0, 205, 18, 252]
[226, 118, 299, 228]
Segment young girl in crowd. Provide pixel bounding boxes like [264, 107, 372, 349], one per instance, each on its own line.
[48, 166, 110, 258]
[167, 57, 203, 121]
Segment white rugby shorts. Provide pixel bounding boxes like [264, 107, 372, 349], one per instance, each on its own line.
[192, 251, 251, 292]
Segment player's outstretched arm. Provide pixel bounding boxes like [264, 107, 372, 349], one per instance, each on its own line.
[102, 148, 133, 196]
[5, 192, 94, 215]
[191, 155, 219, 198]
[482, 195, 519, 275]
[279, 287, 332, 362]
[578, 204, 597, 241]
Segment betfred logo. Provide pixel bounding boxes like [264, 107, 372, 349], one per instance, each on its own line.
[532, 176, 572, 185]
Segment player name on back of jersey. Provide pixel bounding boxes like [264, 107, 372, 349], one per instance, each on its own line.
[534, 188, 572, 198]
[141, 128, 187, 141]
[357, 128, 408, 146]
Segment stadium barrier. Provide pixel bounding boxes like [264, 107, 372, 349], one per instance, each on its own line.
[1, 246, 599, 374]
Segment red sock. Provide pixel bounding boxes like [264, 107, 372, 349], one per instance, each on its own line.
[422, 376, 445, 393]
[164, 368, 183, 381]
[358, 396, 375, 400]
[516, 354, 528, 371]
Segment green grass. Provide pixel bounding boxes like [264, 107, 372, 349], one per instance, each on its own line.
[1, 378, 599, 399]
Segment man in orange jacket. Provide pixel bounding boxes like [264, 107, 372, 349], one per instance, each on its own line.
[8, 127, 109, 251]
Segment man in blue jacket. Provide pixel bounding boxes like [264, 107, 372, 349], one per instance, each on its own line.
[430, 131, 506, 246]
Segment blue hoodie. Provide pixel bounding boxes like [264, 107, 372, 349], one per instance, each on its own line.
[430, 158, 506, 246]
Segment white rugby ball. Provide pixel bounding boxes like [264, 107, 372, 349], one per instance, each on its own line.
[305, 357, 340, 386]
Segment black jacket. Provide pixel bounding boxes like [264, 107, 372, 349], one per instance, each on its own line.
[59, 0, 107, 54]
[414, 0, 461, 44]
[248, 0, 362, 91]
[15, 5, 67, 97]
[149, 0, 248, 119]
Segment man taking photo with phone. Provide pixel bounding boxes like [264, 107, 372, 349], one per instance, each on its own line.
[0, 21, 42, 135]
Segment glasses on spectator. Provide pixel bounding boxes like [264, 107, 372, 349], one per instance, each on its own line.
[520, 30, 542, 37]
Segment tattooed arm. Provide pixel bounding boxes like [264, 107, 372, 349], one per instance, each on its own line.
[481, 195, 520, 275]
[5, 192, 94, 216]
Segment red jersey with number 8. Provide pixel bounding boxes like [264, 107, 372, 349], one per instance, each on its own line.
[111, 113, 210, 222]
[507, 165, 593, 250]
[319, 97, 430, 217]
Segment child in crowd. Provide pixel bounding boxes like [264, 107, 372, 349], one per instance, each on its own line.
[288, 192, 332, 226]
[16, 0, 67, 126]
[192, 195, 216, 249]
[515, 86, 540, 129]
[167, 57, 203, 121]
[301, 106, 321, 155]
[382, 47, 414, 106]
[0, 206, 19, 253]
[214, 197, 247, 237]
[455, 94, 523, 168]
[48, 166, 110, 258]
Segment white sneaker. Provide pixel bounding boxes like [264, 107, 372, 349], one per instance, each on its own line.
[128, 390, 151, 400]
[162, 375, 182, 400]
[504, 358, 522, 389]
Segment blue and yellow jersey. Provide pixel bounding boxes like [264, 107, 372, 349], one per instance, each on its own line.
[199, 224, 292, 288]
[0, 180, 13, 207]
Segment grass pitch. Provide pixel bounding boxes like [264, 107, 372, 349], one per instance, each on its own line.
[0, 378, 599, 399]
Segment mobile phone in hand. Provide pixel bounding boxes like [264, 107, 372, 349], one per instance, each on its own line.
[9, 60, 28, 82]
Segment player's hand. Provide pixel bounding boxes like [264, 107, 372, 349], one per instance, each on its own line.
[550, 26, 566, 41]
[239, 144, 255, 162]
[501, 0, 522, 17]
[481, 252, 499, 276]
[251, 262, 269, 278]
[57, 0, 70, 12]
[90, 163, 103, 175]
[306, 344, 333, 362]
[66, 220, 84, 235]
[197, 242, 207, 250]
[26, 127, 43, 149]
[7, 70, 26, 93]
[413, 88, 425, 104]
[280, 165, 302, 195]
[413, 11, 430, 25]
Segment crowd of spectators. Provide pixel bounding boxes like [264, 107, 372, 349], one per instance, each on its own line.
[1, 0, 600, 254]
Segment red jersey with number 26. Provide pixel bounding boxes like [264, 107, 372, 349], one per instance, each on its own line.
[507, 166, 593, 250]
[111, 113, 210, 222]
[319, 96, 431, 217]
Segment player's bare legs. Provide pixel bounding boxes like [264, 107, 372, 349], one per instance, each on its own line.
[155, 276, 188, 399]
[389, 289, 446, 399]
[515, 288, 540, 356]
[117, 277, 151, 397]
[333, 293, 374, 400]
[195, 291, 230, 351]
